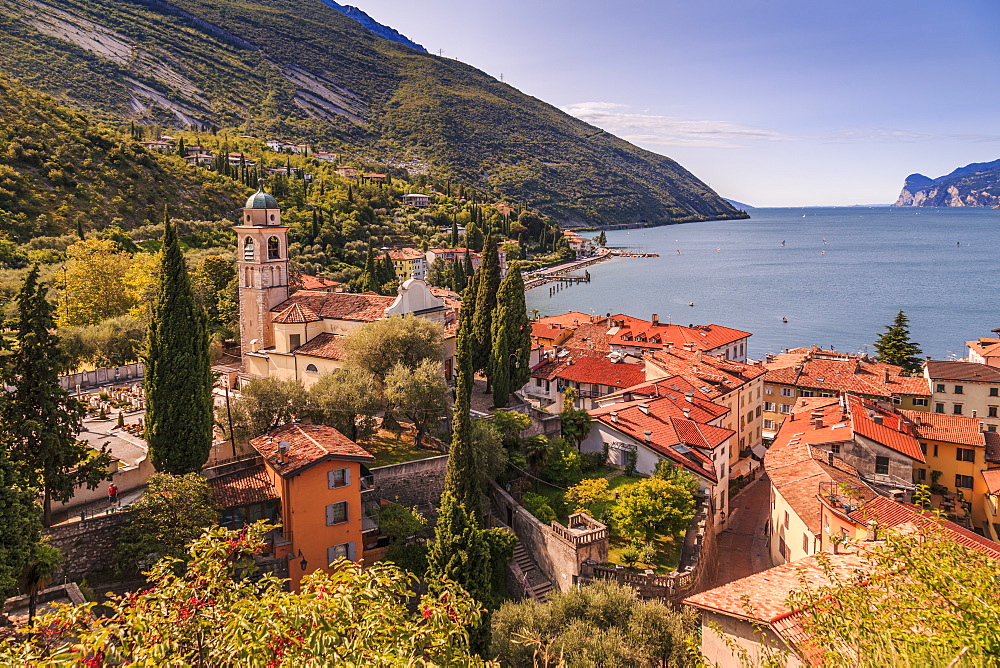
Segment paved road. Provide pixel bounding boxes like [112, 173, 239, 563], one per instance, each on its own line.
[709, 475, 773, 589]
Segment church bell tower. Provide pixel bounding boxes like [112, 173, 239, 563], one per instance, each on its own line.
[235, 180, 289, 365]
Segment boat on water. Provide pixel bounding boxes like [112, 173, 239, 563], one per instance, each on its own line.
[782, 317, 788, 323]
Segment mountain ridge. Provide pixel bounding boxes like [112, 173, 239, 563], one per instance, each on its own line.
[318, 0, 426, 52]
[894, 159, 1000, 207]
[0, 0, 745, 226]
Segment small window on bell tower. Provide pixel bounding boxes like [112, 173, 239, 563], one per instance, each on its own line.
[267, 236, 280, 260]
[243, 237, 254, 261]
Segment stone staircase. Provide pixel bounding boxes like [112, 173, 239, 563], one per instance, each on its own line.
[512, 542, 555, 602]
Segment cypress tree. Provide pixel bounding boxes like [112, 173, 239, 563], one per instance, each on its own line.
[76, 218, 85, 240]
[311, 209, 319, 241]
[490, 263, 532, 407]
[0, 450, 41, 599]
[873, 310, 924, 373]
[450, 216, 459, 247]
[3, 267, 111, 525]
[463, 248, 474, 278]
[444, 283, 480, 517]
[144, 216, 214, 474]
[471, 237, 501, 387]
[381, 251, 397, 288]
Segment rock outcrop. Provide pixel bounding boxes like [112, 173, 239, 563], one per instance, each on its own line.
[894, 159, 1000, 207]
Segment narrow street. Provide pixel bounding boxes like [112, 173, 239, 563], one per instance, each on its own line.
[709, 475, 772, 589]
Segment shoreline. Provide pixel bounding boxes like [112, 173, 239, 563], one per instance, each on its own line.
[522, 248, 657, 291]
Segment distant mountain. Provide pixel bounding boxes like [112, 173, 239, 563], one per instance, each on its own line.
[318, 1, 426, 52]
[723, 198, 755, 210]
[0, 0, 745, 226]
[894, 159, 1000, 207]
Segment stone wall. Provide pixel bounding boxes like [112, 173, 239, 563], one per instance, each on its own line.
[370, 455, 449, 522]
[60, 363, 144, 391]
[45, 512, 134, 582]
[487, 482, 608, 592]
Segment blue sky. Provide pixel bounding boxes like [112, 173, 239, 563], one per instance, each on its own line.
[341, 0, 1000, 206]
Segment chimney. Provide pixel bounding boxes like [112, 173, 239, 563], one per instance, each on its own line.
[696, 350, 703, 362]
[683, 407, 691, 419]
[611, 411, 619, 424]
[638, 403, 650, 414]
[685, 391, 694, 403]
[884, 369, 890, 384]
[643, 430, 652, 443]
[652, 314, 659, 325]
[828, 451, 834, 466]
[277, 440, 290, 465]
[873, 415, 883, 425]
[812, 417, 823, 429]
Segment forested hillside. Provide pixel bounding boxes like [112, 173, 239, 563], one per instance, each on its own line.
[0, 75, 240, 240]
[0, 0, 745, 226]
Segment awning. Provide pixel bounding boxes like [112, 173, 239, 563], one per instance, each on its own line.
[752, 442, 768, 459]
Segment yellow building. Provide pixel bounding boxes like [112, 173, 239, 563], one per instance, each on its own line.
[900, 409, 994, 536]
[760, 348, 930, 440]
[380, 248, 428, 282]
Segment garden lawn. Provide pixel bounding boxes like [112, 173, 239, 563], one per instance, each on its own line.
[363, 429, 444, 467]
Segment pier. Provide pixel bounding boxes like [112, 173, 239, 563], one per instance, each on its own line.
[522, 247, 658, 291]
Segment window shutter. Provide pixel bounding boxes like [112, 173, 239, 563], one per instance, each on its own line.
[327, 470, 335, 489]
[344, 468, 351, 486]
[327, 546, 336, 566]
[325, 503, 334, 525]
[347, 542, 356, 562]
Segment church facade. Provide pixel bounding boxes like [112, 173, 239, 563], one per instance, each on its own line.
[236, 184, 459, 386]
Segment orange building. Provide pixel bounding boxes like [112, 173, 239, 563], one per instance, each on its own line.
[250, 423, 376, 590]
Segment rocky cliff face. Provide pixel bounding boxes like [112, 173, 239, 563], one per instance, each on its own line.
[894, 159, 1000, 207]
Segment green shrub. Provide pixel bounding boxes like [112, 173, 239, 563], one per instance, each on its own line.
[522, 492, 556, 524]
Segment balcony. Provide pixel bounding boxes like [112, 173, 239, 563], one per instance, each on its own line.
[360, 465, 374, 493]
[818, 480, 877, 519]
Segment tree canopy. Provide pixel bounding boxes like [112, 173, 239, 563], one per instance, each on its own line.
[343, 315, 444, 381]
[613, 476, 697, 543]
[873, 310, 923, 373]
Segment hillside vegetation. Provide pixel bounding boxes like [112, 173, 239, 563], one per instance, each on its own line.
[0, 75, 240, 240]
[0, 0, 745, 226]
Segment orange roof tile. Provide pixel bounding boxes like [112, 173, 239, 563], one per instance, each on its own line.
[208, 464, 278, 508]
[647, 348, 766, 393]
[533, 311, 594, 330]
[847, 495, 1000, 559]
[608, 317, 750, 352]
[847, 396, 925, 461]
[295, 333, 345, 360]
[272, 291, 394, 322]
[272, 303, 321, 324]
[251, 423, 373, 478]
[898, 409, 986, 447]
[552, 357, 647, 389]
[298, 274, 340, 290]
[762, 355, 930, 398]
[982, 469, 1000, 496]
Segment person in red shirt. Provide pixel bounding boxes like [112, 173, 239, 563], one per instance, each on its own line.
[108, 483, 119, 506]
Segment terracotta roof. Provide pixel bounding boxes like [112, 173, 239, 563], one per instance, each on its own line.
[982, 469, 1000, 496]
[985, 431, 1000, 463]
[898, 409, 986, 447]
[589, 399, 731, 483]
[762, 356, 930, 398]
[272, 303, 321, 324]
[967, 338, 1000, 359]
[552, 356, 647, 389]
[766, 403, 874, 535]
[647, 348, 766, 393]
[251, 423, 373, 478]
[208, 464, 278, 509]
[925, 360, 1000, 383]
[684, 551, 864, 623]
[847, 495, 1000, 559]
[295, 333, 345, 360]
[533, 311, 594, 330]
[299, 274, 340, 290]
[602, 376, 720, 405]
[847, 396, 924, 461]
[381, 248, 426, 261]
[272, 291, 394, 322]
[608, 317, 750, 353]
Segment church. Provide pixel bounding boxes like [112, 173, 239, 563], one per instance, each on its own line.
[235, 183, 460, 386]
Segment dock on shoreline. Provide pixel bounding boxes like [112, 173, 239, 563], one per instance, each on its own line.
[522, 248, 658, 290]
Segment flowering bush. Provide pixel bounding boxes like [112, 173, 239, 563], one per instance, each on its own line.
[0, 523, 486, 666]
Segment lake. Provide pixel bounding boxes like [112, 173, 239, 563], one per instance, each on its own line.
[525, 207, 999, 360]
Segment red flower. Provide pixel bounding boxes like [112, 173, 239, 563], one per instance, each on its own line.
[421, 606, 433, 619]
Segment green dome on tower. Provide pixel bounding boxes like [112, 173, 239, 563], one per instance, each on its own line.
[245, 180, 278, 209]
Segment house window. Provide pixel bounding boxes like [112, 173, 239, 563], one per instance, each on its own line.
[327, 542, 356, 564]
[920, 442, 927, 455]
[763, 419, 776, 430]
[328, 467, 350, 488]
[991, 388, 999, 397]
[800, 390, 814, 398]
[746, 410, 754, 424]
[289, 334, 301, 350]
[935, 403, 945, 413]
[784, 510, 790, 529]
[764, 402, 776, 412]
[756, 406, 762, 418]
[779, 536, 789, 561]
[933, 443, 939, 457]
[802, 533, 809, 554]
[325, 501, 348, 525]
[953, 404, 963, 415]
[954, 385, 964, 395]
[780, 387, 794, 397]
[914, 468, 926, 482]
[936, 383, 945, 393]
[820, 392, 833, 398]
[267, 236, 280, 259]
[913, 397, 928, 407]
[765, 386, 773, 395]
[243, 237, 255, 261]
[990, 425, 998, 433]
[956, 474, 974, 490]
[956, 448, 975, 463]
[305, 363, 319, 373]
[875, 456, 889, 475]
[779, 404, 793, 414]
[831, 443, 841, 454]
[989, 406, 998, 418]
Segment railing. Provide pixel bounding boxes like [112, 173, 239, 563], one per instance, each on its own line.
[362, 514, 378, 533]
[818, 480, 878, 517]
[583, 563, 695, 594]
[549, 513, 609, 546]
[360, 474, 374, 492]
